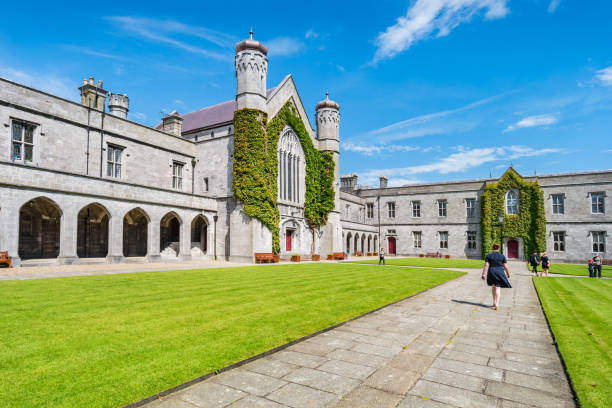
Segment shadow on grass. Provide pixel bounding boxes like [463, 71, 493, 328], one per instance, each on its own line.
[451, 299, 491, 308]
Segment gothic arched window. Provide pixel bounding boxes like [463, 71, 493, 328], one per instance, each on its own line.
[278, 128, 305, 204]
[506, 190, 519, 214]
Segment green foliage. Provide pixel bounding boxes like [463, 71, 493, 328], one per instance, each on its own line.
[233, 102, 335, 253]
[480, 168, 546, 259]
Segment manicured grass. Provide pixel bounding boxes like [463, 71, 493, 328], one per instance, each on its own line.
[534, 277, 612, 408]
[0, 263, 463, 408]
[345, 256, 484, 269]
[547, 263, 611, 276]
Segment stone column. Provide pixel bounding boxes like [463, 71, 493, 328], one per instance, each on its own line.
[0, 201, 21, 267]
[58, 205, 79, 264]
[179, 217, 192, 261]
[147, 217, 161, 262]
[106, 212, 124, 263]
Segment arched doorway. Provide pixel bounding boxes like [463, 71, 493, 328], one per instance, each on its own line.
[77, 203, 109, 258]
[160, 212, 181, 256]
[19, 197, 61, 259]
[367, 235, 372, 253]
[354, 234, 359, 254]
[123, 208, 149, 257]
[346, 233, 352, 255]
[388, 237, 396, 255]
[191, 215, 208, 255]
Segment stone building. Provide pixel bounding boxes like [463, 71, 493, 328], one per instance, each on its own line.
[0, 32, 609, 267]
[0, 32, 342, 266]
[340, 169, 611, 263]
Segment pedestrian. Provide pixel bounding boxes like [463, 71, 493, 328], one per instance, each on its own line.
[541, 252, 550, 277]
[379, 247, 385, 265]
[593, 254, 602, 278]
[588, 259, 595, 278]
[529, 250, 540, 276]
[482, 243, 511, 310]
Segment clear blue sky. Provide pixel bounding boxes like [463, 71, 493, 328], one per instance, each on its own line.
[1, 1, 611, 186]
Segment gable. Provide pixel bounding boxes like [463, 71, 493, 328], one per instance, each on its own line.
[266, 75, 316, 143]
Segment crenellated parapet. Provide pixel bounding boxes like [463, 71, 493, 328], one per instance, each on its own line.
[108, 92, 129, 119]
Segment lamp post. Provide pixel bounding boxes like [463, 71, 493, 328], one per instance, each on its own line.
[498, 212, 504, 254]
[213, 215, 218, 260]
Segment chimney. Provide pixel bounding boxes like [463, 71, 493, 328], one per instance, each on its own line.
[108, 93, 129, 119]
[79, 77, 107, 111]
[340, 173, 358, 190]
[379, 175, 388, 189]
[162, 110, 183, 136]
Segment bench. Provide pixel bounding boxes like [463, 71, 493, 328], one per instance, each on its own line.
[425, 252, 442, 258]
[254, 253, 275, 264]
[333, 252, 345, 260]
[602, 259, 612, 265]
[0, 251, 12, 268]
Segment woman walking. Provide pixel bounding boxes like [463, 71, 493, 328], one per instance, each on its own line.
[482, 243, 511, 310]
[541, 252, 550, 277]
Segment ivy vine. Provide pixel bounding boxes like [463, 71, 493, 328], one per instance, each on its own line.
[480, 168, 547, 259]
[233, 101, 335, 254]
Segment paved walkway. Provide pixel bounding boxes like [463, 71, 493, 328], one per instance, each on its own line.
[143, 262, 575, 408]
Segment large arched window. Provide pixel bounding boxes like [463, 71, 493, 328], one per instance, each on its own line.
[506, 190, 519, 214]
[278, 128, 305, 204]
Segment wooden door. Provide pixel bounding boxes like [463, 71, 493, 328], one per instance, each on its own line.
[388, 237, 396, 255]
[286, 230, 292, 252]
[507, 239, 519, 258]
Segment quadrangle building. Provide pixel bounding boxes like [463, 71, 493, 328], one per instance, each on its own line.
[0, 32, 610, 267]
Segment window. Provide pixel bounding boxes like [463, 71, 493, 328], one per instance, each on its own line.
[412, 201, 421, 217]
[106, 145, 122, 178]
[552, 194, 564, 215]
[203, 177, 209, 192]
[553, 232, 565, 252]
[278, 130, 303, 203]
[591, 192, 605, 214]
[592, 232, 605, 253]
[345, 204, 350, 217]
[367, 203, 374, 218]
[506, 190, 518, 214]
[11, 121, 35, 162]
[438, 200, 447, 217]
[172, 162, 183, 190]
[466, 199, 476, 217]
[387, 202, 396, 218]
[413, 231, 422, 248]
[387, 229, 396, 234]
[439, 231, 448, 249]
[467, 231, 477, 249]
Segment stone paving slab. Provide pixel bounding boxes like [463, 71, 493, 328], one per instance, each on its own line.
[141, 263, 576, 408]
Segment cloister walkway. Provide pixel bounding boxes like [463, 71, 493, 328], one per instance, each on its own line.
[141, 261, 575, 408]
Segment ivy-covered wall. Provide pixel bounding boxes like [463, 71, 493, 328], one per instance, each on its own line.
[480, 168, 546, 259]
[232, 101, 335, 253]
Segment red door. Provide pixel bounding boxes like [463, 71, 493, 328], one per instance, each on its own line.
[388, 237, 396, 255]
[286, 230, 292, 252]
[507, 239, 518, 259]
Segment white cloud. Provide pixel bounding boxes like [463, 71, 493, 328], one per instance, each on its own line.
[335, 64, 346, 73]
[504, 113, 559, 132]
[0, 66, 74, 100]
[265, 37, 305, 56]
[106, 17, 235, 61]
[548, 0, 561, 13]
[342, 142, 420, 156]
[305, 29, 319, 39]
[358, 145, 561, 185]
[61, 44, 125, 60]
[372, 0, 509, 62]
[595, 66, 612, 86]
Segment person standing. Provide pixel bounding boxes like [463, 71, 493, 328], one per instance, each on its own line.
[593, 254, 602, 278]
[379, 247, 385, 265]
[588, 259, 595, 278]
[482, 243, 511, 310]
[541, 252, 550, 277]
[529, 251, 540, 276]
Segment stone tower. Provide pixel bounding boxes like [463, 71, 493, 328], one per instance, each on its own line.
[108, 93, 129, 119]
[235, 30, 268, 111]
[79, 77, 107, 110]
[316, 93, 343, 254]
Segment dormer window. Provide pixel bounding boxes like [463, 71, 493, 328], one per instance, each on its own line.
[506, 190, 519, 214]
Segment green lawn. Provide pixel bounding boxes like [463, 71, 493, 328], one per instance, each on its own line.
[345, 256, 484, 269]
[547, 263, 611, 276]
[0, 263, 463, 408]
[534, 278, 612, 408]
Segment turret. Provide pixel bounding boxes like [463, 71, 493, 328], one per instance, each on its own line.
[79, 77, 107, 110]
[315, 92, 340, 153]
[108, 93, 129, 119]
[235, 30, 268, 111]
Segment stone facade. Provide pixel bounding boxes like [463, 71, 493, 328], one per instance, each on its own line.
[339, 170, 612, 263]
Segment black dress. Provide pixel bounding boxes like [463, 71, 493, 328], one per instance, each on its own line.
[541, 256, 550, 269]
[485, 252, 512, 288]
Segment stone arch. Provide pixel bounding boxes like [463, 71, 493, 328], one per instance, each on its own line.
[190, 215, 209, 255]
[368, 235, 372, 253]
[19, 196, 62, 260]
[346, 232, 352, 255]
[281, 218, 301, 253]
[160, 212, 182, 257]
[77, 202, 110, 258]
[123, 207, 149, 257]
[361, 235, 366, 253]
[354, 233, 360, 254]
[278, 127, 306, 204]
